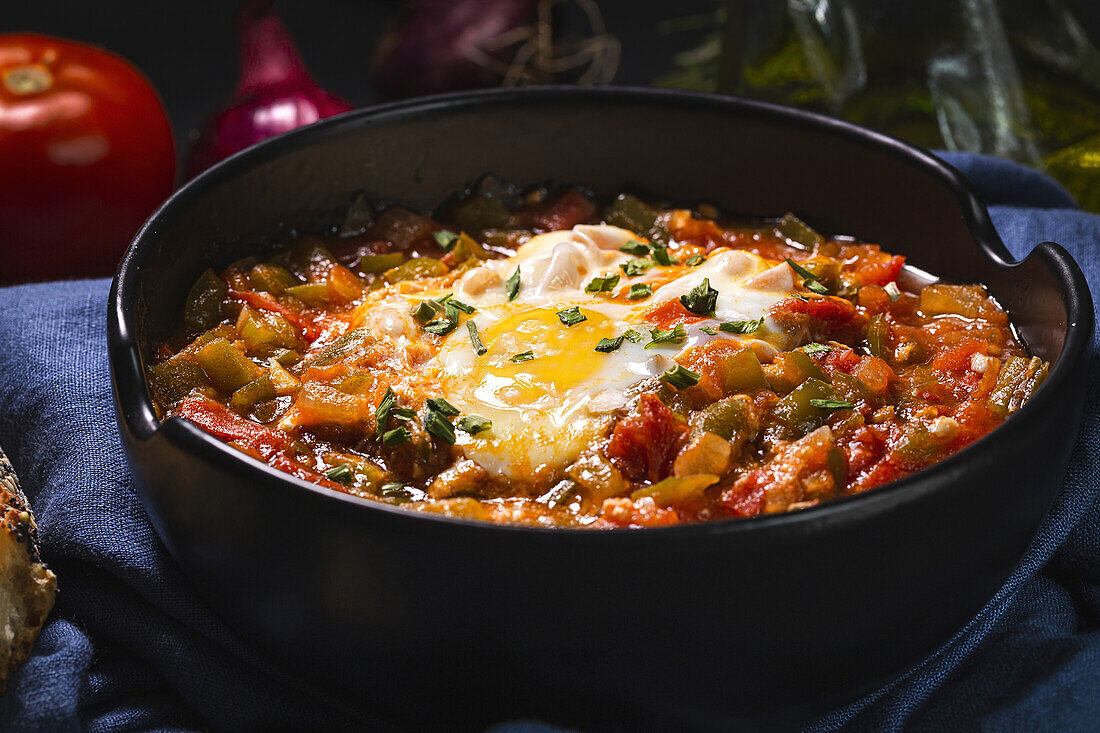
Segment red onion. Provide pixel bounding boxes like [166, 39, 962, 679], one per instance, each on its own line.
[186, 0, 352, 177]
[371, 0, 537, 100]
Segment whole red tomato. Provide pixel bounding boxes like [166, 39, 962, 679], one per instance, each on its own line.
[0, 34, 176, 283]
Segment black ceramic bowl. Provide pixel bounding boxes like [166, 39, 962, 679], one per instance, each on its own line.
[109, 87, 1092, 730]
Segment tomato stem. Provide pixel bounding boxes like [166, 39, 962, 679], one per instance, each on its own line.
[2, 65, 53, 95]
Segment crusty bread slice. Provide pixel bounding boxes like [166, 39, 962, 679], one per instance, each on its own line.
[0, 447, 56, 695]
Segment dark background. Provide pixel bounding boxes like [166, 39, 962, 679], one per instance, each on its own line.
[4, 0, 716, 158]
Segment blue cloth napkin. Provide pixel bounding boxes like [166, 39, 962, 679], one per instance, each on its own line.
[0, 153, 1096, 732]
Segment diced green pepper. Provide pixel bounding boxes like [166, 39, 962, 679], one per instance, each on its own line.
[692, 396, 757, 443]
[451, 197, 514, 233]
[631, 474, 718, 507]
[284, 283, 333, 305]
[358, 252, 405, 274]
[831, 372, 877, 405]
[183, 269, 228, 332]
[236, 306, 300, 353]
[309, 328, 371, 368]
[920, 284, 999, 320]
[195, 337, 264, 392]
[772, 378, 837, 435]
[990, 356, 1049, 412]
[382, 257, 449, 283]
[866, 314, 890, 359]
[147, 357, 210, 406]
[774, 213, 824, 249]
[450, 233, 492, 262]
[604, 194, 658, 234]
[248, 263, 297, 295]
[724, 348, 768, 393]
[230, 374, 276, 411]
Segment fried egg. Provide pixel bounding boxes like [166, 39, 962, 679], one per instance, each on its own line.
[390, 224, 800, 486]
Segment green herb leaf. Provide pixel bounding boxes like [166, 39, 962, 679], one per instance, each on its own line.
[803, 342, 832, 356]
[448, 298, 476, 314]
[379, 482, 405, 495]
[700, 326, 718, 335]
[680, 277, 719, 316]
[457, 415, 492, 434]
[376, 387, 396, 432]
[595, 335, 625, 353]
[884, 281, 902, 302]
[382, 426, 411, 446]
[645, 324, 687, 349]
[466, 320, 487, 355]
[505, 267, 521, 301]
[717, 317, 763, 334]
[585, 273, 621, 293]
[786, 257, 830, 295]
[622, 329, 643, 343]
[557, 306, 587, 326]
[660, 363, 701, 390]
[423, 316, 458, 335]
[620, 240, 651, 256]
[510, 350, 535, 363]
[627, 283, 652, 300]
[425, 397, 460, 416]
[325, 464, 354, 483]
[424, 409, 456, 444]
[685, 254, 705, 266]
[620, 259, 652, 277]
[810, 398, 855, 411]
[432, 229, 460, 249]
[391, 407, 416, 422]
[651, 244, 677, 266]
[411, 300, 441, 323]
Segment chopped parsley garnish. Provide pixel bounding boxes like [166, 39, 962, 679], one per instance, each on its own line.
[645, 324, 686, 349]
[651, 244, 677, 266]
[620, 259, 652, 277]
[810, 398, 855, 411]
[585, 273, 620, 293]
[466, 321, 487, 355]
[423, 408, 456, 444]
[717, 317, 763, 334]
[423, 315, 459, 335]
[505, 267, 521, 301]
[557, 306, 586, 326]
[325, 464, 354, 484]
[382, 426, 411, 446]
[510, 350, 535, 362]
[685, 254, 705, 266]
[627, 283, 652, 300]
[376, 387, 396, 432]
[391, 407, 415, 422]
[622, 329, 643, 343]
[803, 342, 832, 356]
[884, 281, 902, 301]
[457, 415, 492, 435]
[700, 326, 718, 335]
[448, 298, 476, 314]
[660, 363, 701, 390]
[680, 277, 719, 316]
[786, 258, 829, 295]
[432, 229, 460, 249]
[620, 240, 651, 256]
[411, 300, 440, 323]
[595, 335, 626, 352]
[425, 397, 460, 416]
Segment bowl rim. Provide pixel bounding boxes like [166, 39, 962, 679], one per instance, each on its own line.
[108, 84, 1095, 539]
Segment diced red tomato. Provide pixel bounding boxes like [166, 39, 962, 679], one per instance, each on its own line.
[822, 346, 862, 373]
[643, 298, 709, 331]
[719, 473, 766, 517]
[771, 295, 856, 325]
[853, 254, 905, 287]
[606, 394, 690, 483]
[528, 189, 596, 232]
